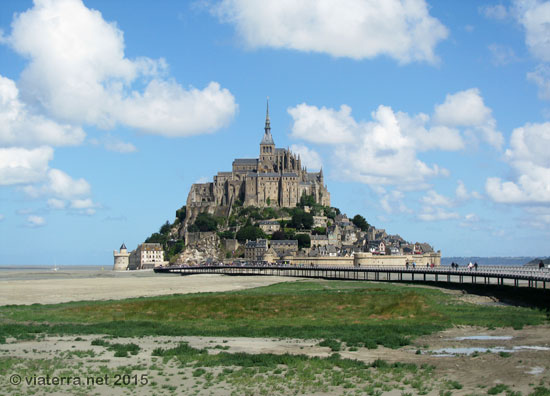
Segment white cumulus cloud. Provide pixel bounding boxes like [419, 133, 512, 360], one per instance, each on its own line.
[515, 0, 550, 63]
[24, 168, 91, 199]
[70, 198, 96, 209]
[417, 206, 459, 221]
[4, 0, 237, 136]
[27, 215, 45, 227]
[421, 190, 453, 207]
[486, 122, 550, 203]
[480, 4, 509, 20]
[433, 88, 503, 148]
[527, 65, 550, 100]
[288, 90, 500, 193]
[70, 198, 99, 215]
[0, 75, 85, 147]
[0, 146, 53, 185]
[379, 190, 411, 214]
[289, 144, 322, 170]
[213, 0, 448, 64]
[90, 134, 136, 153]
[118, 81, 237, 137]
[288, 104, 356, 144]
[512, 1, 550, 101]
[333, 105, 447, 186]
[47, 198, 67, 209]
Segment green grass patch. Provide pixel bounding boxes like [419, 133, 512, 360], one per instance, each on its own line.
[91, 338, 140, 357]
[530, 387, 550, 396]
[0, 280, 546, 348]
[488, 384, 511, 394]
[445, 380, 464, 390]
[319, 339, 342, 351]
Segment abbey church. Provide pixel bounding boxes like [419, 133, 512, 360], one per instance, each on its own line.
[186, 102, 330, 219]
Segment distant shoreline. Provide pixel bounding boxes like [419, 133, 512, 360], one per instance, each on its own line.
[0, 265, 105, 271]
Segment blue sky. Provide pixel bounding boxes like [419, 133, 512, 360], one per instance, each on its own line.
[1, 0, 550, 265]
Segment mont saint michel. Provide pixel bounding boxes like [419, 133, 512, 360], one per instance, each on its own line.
[112, 102, 441, 271]
[185, 103, 330, 222]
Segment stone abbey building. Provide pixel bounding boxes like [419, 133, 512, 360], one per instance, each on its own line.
[185, 103, 330, 221]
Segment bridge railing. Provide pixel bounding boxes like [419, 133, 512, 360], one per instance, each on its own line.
[155, 264, 550, 285]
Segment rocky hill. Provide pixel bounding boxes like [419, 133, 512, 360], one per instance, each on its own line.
[143, 194, 434, 266]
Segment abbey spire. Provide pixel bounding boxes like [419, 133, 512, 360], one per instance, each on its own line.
[261, 98, 274, 145]
[265, 97, 270, 133]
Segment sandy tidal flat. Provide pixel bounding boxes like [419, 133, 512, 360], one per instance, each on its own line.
[0, 271, 297, 305]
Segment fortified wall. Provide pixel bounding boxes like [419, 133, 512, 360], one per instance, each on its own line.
[282, 252, 441, 267]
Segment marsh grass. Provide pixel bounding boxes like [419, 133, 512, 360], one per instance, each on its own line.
[0, 281, 546, 349]
[530, 387, 550, 396]
[91, 338, 140, 357]
[488, 384, 512, 394]
[149, 341, 437, 395]
[319, 339, 342, 351]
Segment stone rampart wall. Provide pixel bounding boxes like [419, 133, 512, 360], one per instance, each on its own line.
[287, 252, 441, 268]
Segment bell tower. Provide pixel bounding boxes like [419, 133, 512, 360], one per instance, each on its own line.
[259, 98, 275, 169]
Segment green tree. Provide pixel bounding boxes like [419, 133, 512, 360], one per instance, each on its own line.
[159, 220, 171, 235]
[236, 225, 266, 243]
[228, 215, 238, 227]
[295, 233, 311, 249]
[193, 212, 218, 232]
[175, 205, 186, 222]
[290, 210, 304, 229]
[218, 230, 235, 240]
[283, 228, 296, 240]
[290, 210, 314, 230]
[250, 209, 263, 220]
[298, 193, 316, 208]
[271, 230, 285, 240]
[352, 214, 370, 231]
[302, 212, 314, 229]
[262, 207, 277, 219]
[166, 240, 185, 261]
[312, 227, 326, 235]
[145, 232, 168, 245]
[323, 206, 337, 220]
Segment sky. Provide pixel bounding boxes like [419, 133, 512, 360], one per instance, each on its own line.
[1, 0, 550, 265]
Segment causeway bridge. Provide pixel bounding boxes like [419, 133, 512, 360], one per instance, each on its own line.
[154, 264, 550, 290]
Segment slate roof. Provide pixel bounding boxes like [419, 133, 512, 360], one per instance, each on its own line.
[270, 240, 298, 246]
[261, 131, 275, 145]
[233, 158, 258, 165]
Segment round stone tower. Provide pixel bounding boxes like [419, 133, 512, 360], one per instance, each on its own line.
[113, 243, 130, 271]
